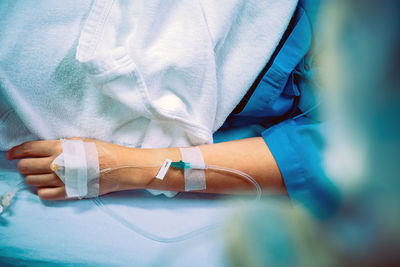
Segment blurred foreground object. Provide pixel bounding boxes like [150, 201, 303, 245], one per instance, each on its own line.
[226, 0, 400, 266]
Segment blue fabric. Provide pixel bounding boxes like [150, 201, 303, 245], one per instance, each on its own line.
[215, 2, 339, 218]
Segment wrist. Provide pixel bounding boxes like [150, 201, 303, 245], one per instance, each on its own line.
[119, 147, 183, 191]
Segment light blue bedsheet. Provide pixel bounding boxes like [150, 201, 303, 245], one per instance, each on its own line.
[0, 152, 232, 266]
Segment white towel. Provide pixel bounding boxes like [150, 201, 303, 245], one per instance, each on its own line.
[0, 0, 297, 196]
[0, 0, 297, 151]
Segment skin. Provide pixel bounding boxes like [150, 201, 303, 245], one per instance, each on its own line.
[6, 137, 285, 200]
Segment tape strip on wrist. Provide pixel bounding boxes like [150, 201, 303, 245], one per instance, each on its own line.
[180, 147, 206, 191]
[51, 139, 100, 199]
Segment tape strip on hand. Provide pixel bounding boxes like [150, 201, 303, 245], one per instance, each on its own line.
[180, 147, 206, 191]
[51, 139, 100, 199]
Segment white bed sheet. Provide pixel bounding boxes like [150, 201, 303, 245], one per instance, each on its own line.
[0, 152, 233, 266]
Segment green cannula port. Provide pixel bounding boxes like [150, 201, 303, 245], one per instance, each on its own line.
[170, 160, 190, 170]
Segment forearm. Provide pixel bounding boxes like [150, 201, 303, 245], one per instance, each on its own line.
[118, 137, 286, 195]
[6, 137, 286, 200]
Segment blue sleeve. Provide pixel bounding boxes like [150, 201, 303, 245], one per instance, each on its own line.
[259, 3, 339, 218]
[217, 2, 339, 218]
[262, 118, 339, 218]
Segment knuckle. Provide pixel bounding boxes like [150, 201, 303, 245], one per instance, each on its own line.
[54, 177, 64, 186]
[54, 141, 63, 154]
[25, 175, 35, 185]
[17, 159, 29, 173]
[48, 175, 60, 186]
[37, 189, 47, 199]
[20, 142, 33, 154]
[47, 140, 62, 156]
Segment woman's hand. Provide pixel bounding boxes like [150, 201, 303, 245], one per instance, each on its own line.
[6, 138, 147, 200]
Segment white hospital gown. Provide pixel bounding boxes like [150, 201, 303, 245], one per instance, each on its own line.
[0, 0, 297, 150]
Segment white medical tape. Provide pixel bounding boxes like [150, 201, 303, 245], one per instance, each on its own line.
[180, 147, 206, 191]
[51, 140, 100, 199]
[84, 142, 100, 198]
[63, 140, 88, 198]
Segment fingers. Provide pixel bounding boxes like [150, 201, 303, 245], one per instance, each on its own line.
[9, 138, 100, 201]
[17, 157, 54, 174]
[37, 187, 66, 200]
[7, 139, 94, 201]
[25, 173, 66, 200]
[25, 173, 64, 187]
[15, 150, 67, 200]
[7, 140, 61, 160]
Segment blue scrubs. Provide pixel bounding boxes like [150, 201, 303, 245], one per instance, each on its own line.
[214, 2, 339, 218]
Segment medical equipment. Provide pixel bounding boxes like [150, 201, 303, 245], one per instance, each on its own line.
[50, 140, 263, 242]
[95, 160, 261, 243]
[48, 140, 262, 242]
[100, 161, 262, 200]
[51, 139, 100, 199]
[92, 197, 219, 243]
[179, 147, 207, 191]
[0, 181, 26, 215]
[1, 148, 261, 244]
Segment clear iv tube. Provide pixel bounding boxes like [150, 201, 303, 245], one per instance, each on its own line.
[93, 197, 219, 243]
[0, 180, 27, 215]
[101, 164, 262, 200]
[100, 164, 160, 174]
[206, 165, 262, 201]
[94, 163, 262, 243]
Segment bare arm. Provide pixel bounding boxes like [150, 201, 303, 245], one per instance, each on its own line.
[6, 137, 285, 200]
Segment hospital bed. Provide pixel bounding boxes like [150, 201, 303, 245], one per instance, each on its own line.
[0, 2, 323, 265]
[0, 151, 235, 266]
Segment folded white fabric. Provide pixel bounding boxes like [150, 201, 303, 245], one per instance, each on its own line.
[0, 0, 298, 196]
[76, 0, 298, 147]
